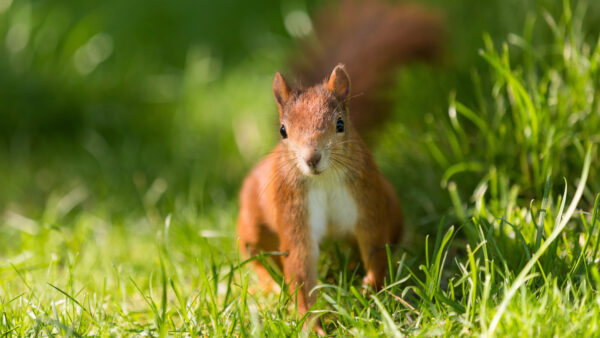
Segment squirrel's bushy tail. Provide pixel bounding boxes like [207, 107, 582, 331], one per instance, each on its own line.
[291, 0, 443, 135]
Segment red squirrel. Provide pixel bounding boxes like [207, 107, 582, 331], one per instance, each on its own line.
[238, 64, 403, 315]
[237, 0, 442, 329]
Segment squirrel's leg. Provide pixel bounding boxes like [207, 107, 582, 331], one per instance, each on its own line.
[283, 244, 324, 334]
[237, 174, 283, 291]
[238, 220, 282, 292]
[280, 237, 319, 314]
[275, 186, 324, 334]
[355, 226, 390, 290]
[279, 230, 325, 334]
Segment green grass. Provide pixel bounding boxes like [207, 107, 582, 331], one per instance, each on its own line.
[3, 0, 600, 336]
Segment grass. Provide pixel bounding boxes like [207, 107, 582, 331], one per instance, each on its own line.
[2, 0, 600, 336]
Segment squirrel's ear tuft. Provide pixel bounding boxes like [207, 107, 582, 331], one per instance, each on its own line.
[327, 64, 351, 102]
[272, 72, 290, 113]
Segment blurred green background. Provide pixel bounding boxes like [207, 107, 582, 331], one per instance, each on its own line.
[1, 0, 600, 254]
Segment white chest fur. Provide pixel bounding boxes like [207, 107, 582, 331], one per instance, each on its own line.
[306, 175, 358, 245]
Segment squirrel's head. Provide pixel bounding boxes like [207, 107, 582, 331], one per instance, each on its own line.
[272, 64, 352, 177]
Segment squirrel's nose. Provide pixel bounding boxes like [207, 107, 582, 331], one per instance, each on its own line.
[305, 152, 322, 169]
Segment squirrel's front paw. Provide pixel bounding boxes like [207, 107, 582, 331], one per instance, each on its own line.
[362, 272, 377, 288]
[361, 274, 374, 297]
[362, 271, 384, 291]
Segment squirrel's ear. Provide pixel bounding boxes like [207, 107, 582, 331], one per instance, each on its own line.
[327, 64, 351, 102]
[272, 72, 290, 113]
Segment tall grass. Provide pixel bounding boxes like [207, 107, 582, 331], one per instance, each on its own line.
[432, 0, 600, 205]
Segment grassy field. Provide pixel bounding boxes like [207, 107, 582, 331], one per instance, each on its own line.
[2, 0, 600, 336]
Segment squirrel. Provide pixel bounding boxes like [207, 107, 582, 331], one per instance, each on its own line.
[237, 0, 442, 331]
[237, 64, 404, 331]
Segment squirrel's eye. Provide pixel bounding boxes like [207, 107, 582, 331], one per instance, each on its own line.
[280, 124, 288, 139]
[336, 118, 344, 133]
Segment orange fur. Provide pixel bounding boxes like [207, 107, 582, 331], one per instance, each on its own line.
[237, 65, 403, 330]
